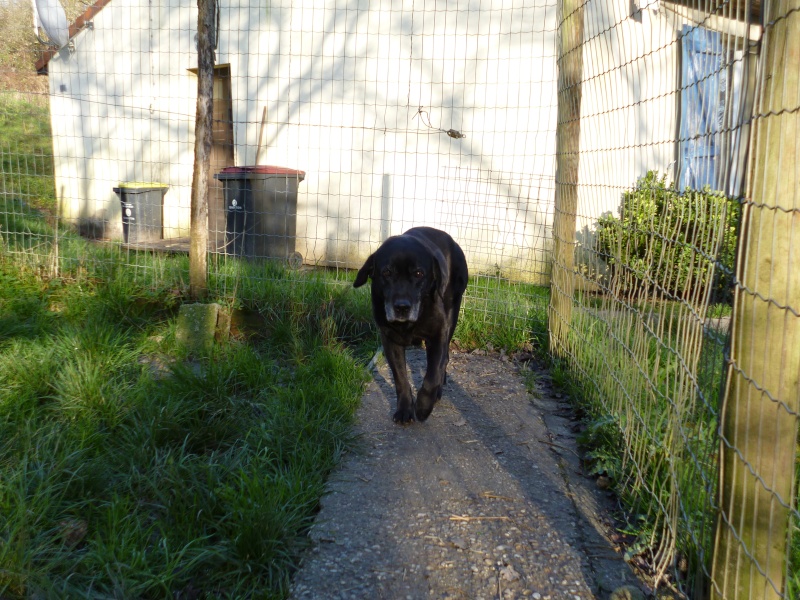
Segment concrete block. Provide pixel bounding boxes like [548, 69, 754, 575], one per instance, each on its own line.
[176, 303, 221, 353]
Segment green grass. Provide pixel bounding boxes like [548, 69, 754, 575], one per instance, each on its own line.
[0, 232, 375, 597]
[706, 303, 732, 319]
[0, 95, 51, 146]
[457, 275, 550, 355]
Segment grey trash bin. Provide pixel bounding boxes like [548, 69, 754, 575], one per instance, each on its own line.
[213, 166, 305, 259]
[113, 182, 169, 243]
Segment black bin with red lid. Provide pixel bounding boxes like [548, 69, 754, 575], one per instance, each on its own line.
[213, 166, 305, 259]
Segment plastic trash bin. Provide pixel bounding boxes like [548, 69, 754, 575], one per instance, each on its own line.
[113, 182, 169, 243]
[213, 166, 305, 259]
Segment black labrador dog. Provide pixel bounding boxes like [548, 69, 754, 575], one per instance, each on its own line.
[354, 227, 468, 423]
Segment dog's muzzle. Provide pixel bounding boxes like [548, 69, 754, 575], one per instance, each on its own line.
[385, 300, 419, 323]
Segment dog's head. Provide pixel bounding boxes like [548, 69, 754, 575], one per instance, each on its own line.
[354, 234, 450, 324]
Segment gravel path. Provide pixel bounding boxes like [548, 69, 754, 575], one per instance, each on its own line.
[290, 349, 643, 600]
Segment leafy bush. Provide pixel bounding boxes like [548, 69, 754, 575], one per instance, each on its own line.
[596, 171, 740, 303]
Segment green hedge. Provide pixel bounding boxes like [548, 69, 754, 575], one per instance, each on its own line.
[595, 171, 740, 303]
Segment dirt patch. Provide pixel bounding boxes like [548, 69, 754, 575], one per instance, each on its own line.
[290, 349, 644, 599]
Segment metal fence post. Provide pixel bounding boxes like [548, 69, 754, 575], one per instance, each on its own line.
[712, 0, 800, 596]
[548, 0, 584, 357]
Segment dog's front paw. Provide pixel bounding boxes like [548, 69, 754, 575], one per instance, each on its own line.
[414, 387, 440, 422]
[393, 406, 416, 424]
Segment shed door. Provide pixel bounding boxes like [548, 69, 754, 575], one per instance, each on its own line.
[679, 26, 747, 195]
[679, 26, 725, 191]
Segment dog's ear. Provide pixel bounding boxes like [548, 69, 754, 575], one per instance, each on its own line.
[430, 247, 450, 299]
[353, 254, 374, 288]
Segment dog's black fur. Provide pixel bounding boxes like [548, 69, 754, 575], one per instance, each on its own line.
[354, 227, 468, 423]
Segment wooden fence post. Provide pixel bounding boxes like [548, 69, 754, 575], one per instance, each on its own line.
[712, 0, 800, 597]
[189, 0, 216, 301]
[548, 0, 584, 357]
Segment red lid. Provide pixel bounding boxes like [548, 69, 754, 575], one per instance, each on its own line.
[218, 166, 305, 177]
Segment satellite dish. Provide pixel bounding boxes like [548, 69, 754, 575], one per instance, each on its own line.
[31, 0, 69, 48]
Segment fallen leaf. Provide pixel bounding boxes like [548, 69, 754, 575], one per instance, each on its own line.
[59, 519, 88, 547]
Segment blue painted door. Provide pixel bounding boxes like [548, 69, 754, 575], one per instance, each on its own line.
[680, 25, 726, 191]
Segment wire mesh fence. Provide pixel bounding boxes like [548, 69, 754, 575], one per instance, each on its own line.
[2, 0, 558, 332]
[1, 0, 798, 597]
[548, 0, 799, 597]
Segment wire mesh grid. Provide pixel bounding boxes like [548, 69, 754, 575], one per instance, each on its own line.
[1, 0, 799, 597]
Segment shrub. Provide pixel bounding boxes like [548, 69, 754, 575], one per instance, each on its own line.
[595, 171, 740, 303]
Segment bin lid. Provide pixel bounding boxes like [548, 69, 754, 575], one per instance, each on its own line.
[116, 182, 170, 189]
[214, 166, 305, 181]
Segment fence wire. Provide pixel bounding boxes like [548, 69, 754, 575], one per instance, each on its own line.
[1, 0, 799, 598]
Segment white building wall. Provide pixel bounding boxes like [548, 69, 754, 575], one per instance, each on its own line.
[217, 0, 560, 279]
[47, 0, 559, 280]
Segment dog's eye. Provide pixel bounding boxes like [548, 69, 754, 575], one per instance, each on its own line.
[382, 268, 392, 278]
[414, 269, 425, 278]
